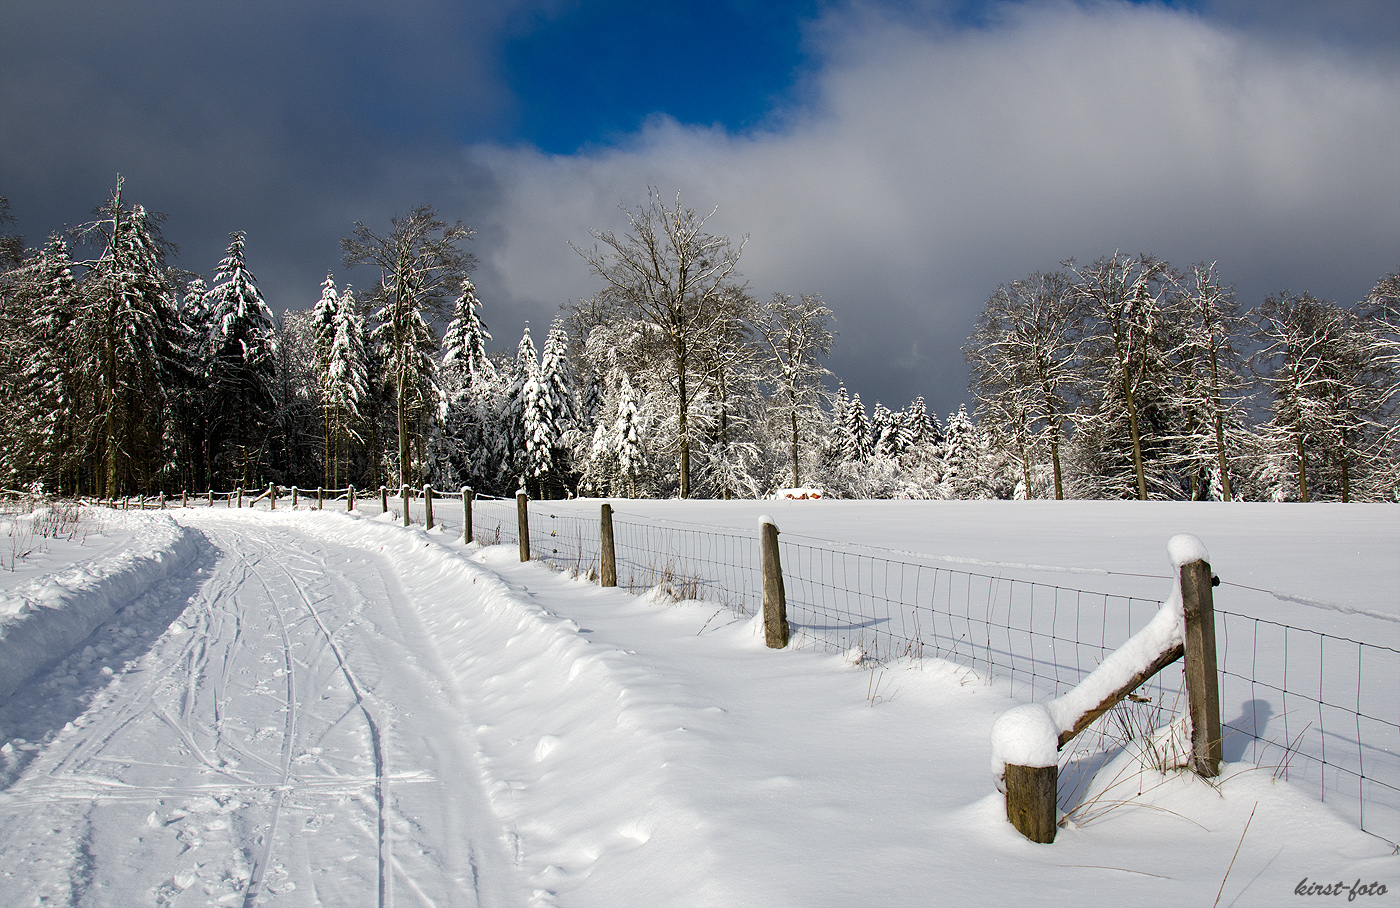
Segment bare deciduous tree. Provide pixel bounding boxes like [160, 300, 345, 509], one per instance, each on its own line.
[756, 292, 835, 490]
[966, 271, 1085, 499]
[574, 190, 746, 498]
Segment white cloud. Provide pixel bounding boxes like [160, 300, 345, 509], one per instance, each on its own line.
[468, 1, 1400, 414]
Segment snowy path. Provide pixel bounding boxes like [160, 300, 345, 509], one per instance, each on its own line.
[0, 513, 522, 907]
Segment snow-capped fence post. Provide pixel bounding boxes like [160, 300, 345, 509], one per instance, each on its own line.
[316, 487, 323, 509]
[1181, 555, 1223, 777]
[401, 485, 410, 527]
[291, 486, 298, 509]
[517, 491, 531, 562]
[423, 485, 434, 530]
[181, 490, 187, 509]
[760, 517, 790, 648]
[600, 503, 617, 587]
[462, 489, 473, 543]
[159, 492, 165, 510]
[269, 483, 276, 510]
[207, 489, 213, 508]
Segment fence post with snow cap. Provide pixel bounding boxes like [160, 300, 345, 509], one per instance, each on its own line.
[291, 486, 298, 509]
[600, 503, 617, 587]
[423, 485, 434, 530]
[1177, 537, 1223, 777]
[348, 485, 355, 511]
[517, 492, 531, 562]
[463, 489, 473, 543]
[760, 516, 789, 649]
[991, 533, 1220, 843]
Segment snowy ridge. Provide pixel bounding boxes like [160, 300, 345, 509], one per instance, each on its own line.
[0, 511, 199, 701]
[279, 509, 737, 907]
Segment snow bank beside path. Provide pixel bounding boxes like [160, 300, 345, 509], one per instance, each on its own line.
[0, 511, 199, 701]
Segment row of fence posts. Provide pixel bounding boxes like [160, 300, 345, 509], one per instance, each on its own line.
[493, 493, 1214, 846]
[110, 482, 1216, 846]
[506, 495, 792, 647]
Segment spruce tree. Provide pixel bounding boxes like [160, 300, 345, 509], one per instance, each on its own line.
[75, 183, 182, 495]
[205, 231, 277, 486]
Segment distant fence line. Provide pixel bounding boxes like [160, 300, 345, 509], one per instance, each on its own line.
[3, 485, 1396, 847]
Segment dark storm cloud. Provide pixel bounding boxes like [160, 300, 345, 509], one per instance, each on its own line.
[0, 1, 535, 309]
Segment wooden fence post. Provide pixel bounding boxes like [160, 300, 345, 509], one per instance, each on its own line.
[517, 491, 530, 562]
[208, 489, 213, 508]
[1181, 557, 1223, 778]
[159, 492, 166, 509]
[237, 488, 243, 508]
[1004, 764, 1058, 844]
[463, 489, 473, 543]
[182, 490, 187, 509]
[401, 484, 410, 527]
[291, 487, 298, 509]
[600, 503, 617, 587]
[269, 483, 276, 510]
[348, 485, 355, 511]
[760, 518, 790, 648]
[423, 485, 434, 530]
[380, 486, 388, 514]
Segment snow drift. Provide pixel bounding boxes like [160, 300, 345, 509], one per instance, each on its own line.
[0, 511, 199, 700]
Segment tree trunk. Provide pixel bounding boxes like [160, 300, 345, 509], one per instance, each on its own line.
[1296, 431, 1310, 502]
[1208, 340, 1232, 501]
[676, 346, 690, 499]
[790, 400, 800, 489]
[1122, 376, 1148, 500]
[397, 364, 410, 488]
[1340, 434, 1351, 504]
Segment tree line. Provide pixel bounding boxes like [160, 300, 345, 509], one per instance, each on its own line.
[1, 184, 1396, 501]
[966, 257, 1399, 502]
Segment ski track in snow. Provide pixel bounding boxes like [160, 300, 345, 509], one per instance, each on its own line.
[0, 512, 523, 907]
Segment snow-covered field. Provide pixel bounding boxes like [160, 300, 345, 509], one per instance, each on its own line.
[0, 498, 1394, 906]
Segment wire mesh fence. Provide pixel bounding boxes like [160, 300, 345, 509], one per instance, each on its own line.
[479, 498, 1399, 847]
[25, 487, 1394, 845]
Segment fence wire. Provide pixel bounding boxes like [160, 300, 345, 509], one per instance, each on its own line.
[461, 498, 1399, 847]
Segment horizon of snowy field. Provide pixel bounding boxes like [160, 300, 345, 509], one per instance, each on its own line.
[0, 499, 1394, 905]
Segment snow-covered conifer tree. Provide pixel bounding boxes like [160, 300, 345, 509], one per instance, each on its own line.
[205, 230, 277, 486]
[612, 372, 646, 497]
[74, 182, 184, 495]
[441, 278, 495, 386]
[324, 287, 369, 487]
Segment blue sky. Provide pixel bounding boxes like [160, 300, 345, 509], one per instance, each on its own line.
[2, 0, 1398, 418]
